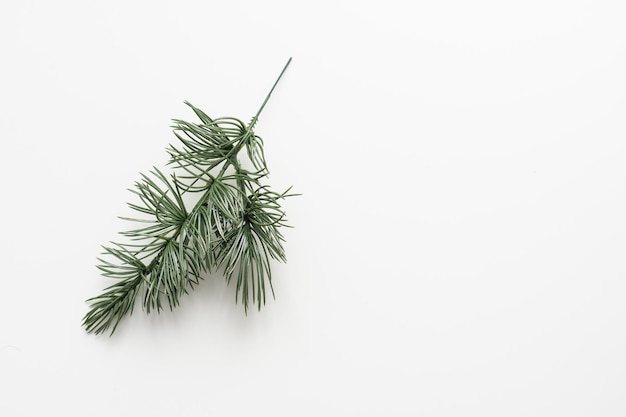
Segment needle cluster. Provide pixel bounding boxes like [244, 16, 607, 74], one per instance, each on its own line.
[83, 59, 295, 335]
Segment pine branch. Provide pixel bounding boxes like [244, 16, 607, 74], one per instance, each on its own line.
[83, 58, 295, 335]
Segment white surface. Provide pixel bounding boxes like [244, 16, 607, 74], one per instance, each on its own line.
[1, 1, 626, 416]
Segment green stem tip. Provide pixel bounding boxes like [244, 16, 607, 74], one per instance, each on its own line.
[250, 57, 292, 128]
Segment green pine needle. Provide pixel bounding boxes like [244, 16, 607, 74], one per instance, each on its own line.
[83, 58, 296, 336]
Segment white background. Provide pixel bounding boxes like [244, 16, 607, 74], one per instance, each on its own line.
[1, 1, 626, 416]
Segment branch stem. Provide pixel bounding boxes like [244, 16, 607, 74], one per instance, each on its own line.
[249, 57, 292, 130]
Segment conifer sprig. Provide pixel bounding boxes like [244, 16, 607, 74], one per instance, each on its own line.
[83, 58, 295, 335]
